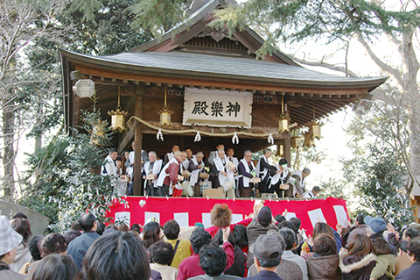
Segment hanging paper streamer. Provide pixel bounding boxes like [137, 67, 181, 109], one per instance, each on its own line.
[232, 132, 239, 144]
[194, 131, 201, 142]
[268, 133, 274, 145]
[156, 128, 164, 141]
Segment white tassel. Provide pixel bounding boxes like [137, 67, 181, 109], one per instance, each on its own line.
[156, 129, 164, 141]
[268, 133, 274, 144]
[232, 132, 239, 144]
[194, 131, 201, 142]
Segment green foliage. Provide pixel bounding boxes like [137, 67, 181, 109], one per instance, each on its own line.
[19, 110, 116, 232]
[129, 0, 190, 37]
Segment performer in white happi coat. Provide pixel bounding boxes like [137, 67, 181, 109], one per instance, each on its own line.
[226, 147, 239, 196]
[157, 151, 185, 196]
[237, 150, 257, 197]
[188, 152, 206, 197]
[101, 148, 119, 189]
[213, 149, 235, 199]
[255, 148, 276, 194]
[163, 145, 180, 165]
[124, 141, 148, 195]
[269, 158, 294, 198]
[291, 167, 311, 197]
[142, 151, 163, 197]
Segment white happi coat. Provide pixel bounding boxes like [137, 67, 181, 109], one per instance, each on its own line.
[156, 158, 183, 187]
[214, 156, 235, 186]
[101, 155, 117, 185]
[189, 156, 204, 186]
[255, 155, 269, 180]
[239, 158, 255, 188]
[143, 159, 163, 189]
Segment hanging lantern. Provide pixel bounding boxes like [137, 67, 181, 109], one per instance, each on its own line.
[291, 136, 301, 148]
[311, 123, 321, 140]
[278, 95, 289, 133]
[158, 87, 173, 126]
[90, 119, 107, 145]
[304, 132, 315, 147]
[108, 86, 129, 133]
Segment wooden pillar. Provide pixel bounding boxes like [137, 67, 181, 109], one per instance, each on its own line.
[134, 96, 143, 196]
[284, 132, 291, 163]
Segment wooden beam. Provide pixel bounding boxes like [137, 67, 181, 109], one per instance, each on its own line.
[134, 97, 144, 196]
[118, 128, 134, 153]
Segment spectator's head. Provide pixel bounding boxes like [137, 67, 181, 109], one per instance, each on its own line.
[278, 228, 296, 251]
[403, 227, 420, 241]
[312, 186, 321, 196]
[32, 254, 77, 280]
[314, 234, 337, 256]
[302, 168, 311, 178]
[12, 212, 28, 220]
[71, 220, 82, 231]
[355, 214, 365, 225]
[82, 231, 150, 280]
[407, 237, 420, 263]
[210, 204, 232, 228]
[40, 233, 67, 258]
[289, 217, 301, 232]
[118, 223, 129, 232]
[109, 148, 118, 160]
[274, 215, 286, 224]
[373, 237, 390, 256]
[28, 235, 43, 261]
[216, 143, 224, 150]
[313, 222, 334, 240]
[11, 218, 32, 244]
[150, 241, 174, 265]
[190, 228, 212, 254]
[252, 234, 283, 269]
[79, 213, 97, 232]
[115, 156, 123, 168]
[0, 215, 23, 265]
[232, 224, 248, 249]
[142, 221, 161, 248]
[397, 240, 409, 255]
[163, 220, 180, 240]
[227, 148, 234, 157]
[212, 228, 235, 246]
[199, 245, 227, 276]
[131, 224, 141, 234]
[63, 230, 81, 245]
[96, 222, 105, 236]
[172, 145, 180, 153]
[364, 216, 386, 235]
[148, 151, 157, 162]
[346, 233, 377, 257]
[257, 206, 272, 227]
[278, 221, 297, 232]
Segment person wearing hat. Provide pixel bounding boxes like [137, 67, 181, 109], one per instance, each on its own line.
[247, 234, 284, 280]
[364, 216, 397, 255]
[246, 206, 279, 268]
[0, 215, 26, 280]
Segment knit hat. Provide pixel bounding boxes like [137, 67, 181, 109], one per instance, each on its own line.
[364, 216, 387, 234]
[0, 215, 23, 255]
[258, 206, 272, 226]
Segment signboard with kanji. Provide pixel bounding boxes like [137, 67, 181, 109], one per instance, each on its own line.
[183, 88, 253, 128]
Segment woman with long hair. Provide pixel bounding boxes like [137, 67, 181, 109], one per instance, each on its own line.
[339, 233, 377, 280]
[142, 222, 162, 248]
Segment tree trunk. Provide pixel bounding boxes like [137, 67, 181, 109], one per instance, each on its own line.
[2, 100, 15, 201]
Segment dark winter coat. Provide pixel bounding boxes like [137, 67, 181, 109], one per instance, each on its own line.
[339, 253, 377, 280]
[306, 254, 342, 280]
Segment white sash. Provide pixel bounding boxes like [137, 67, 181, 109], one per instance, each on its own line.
[270, 166, 289, 187]
[256, 156, 269, 179]
[292, 171, 305, 194]
[189, 156, 203, 186]
[166, 152, 174, 162]
[240, 158, 254, 187]
[157, 158, 180, 187]
[214, 157, 234, 186]
[144, 160, 163, 188]
[182, 159, 190, 171]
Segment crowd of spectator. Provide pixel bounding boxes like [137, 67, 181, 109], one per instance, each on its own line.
[1, 206, 420, 280]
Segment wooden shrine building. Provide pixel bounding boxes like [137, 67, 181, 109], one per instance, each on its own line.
[60, 0, 386, 194]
